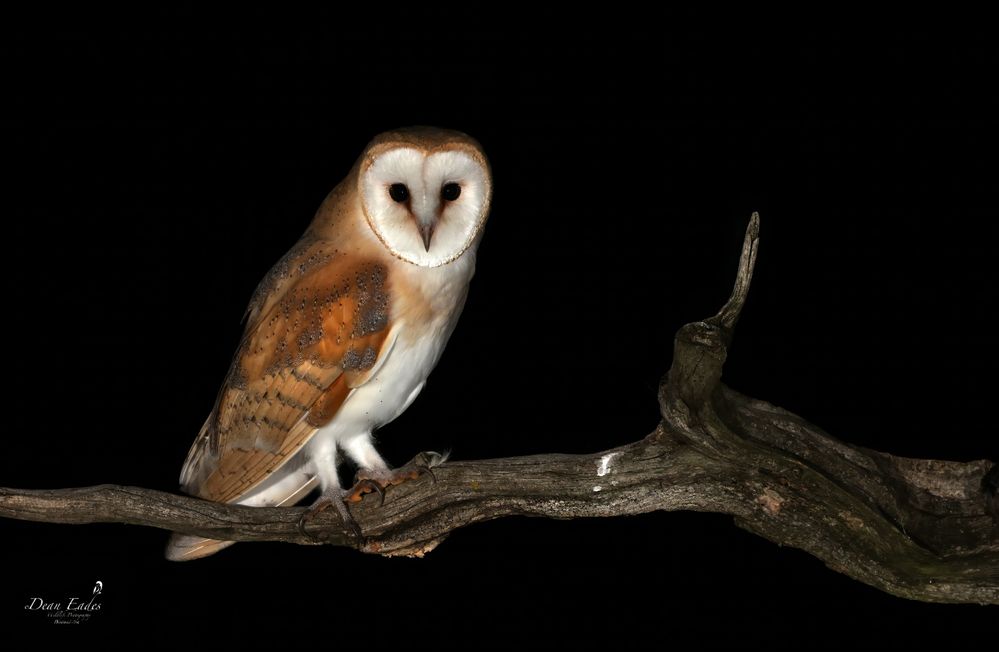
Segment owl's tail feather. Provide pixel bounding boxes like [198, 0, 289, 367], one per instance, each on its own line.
[165, 534, 236, 562]
[164, 466, 320, 562]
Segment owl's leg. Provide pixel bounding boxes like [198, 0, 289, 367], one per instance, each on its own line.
[298, 437, 363, 540]
[341, 434, 448, 504]
[338, 433, 391, 504]
[341, 432, 391, 474]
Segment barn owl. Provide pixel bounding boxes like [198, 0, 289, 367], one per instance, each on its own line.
[165, 127, 492, 561]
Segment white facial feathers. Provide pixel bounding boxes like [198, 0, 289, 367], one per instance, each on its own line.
[361, 147, 490, 267]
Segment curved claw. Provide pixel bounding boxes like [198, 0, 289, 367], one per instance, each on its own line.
[297, 494, 363, 542]
[343, 514, 364, 541]
[415, 464, 437, 484]
[345, 478, 386, 507]
[297, 498, 331, 540]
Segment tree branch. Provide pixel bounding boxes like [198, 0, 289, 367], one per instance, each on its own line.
[2, 213, 996, 604]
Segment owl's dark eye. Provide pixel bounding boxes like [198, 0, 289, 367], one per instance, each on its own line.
[389, 183, 409, 203]
[441, 183, 461, 202]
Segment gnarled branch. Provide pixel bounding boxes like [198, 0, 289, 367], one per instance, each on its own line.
[2, 213, 996, 604]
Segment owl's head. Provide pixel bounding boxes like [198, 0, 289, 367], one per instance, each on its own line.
[358, 127, 492, 268]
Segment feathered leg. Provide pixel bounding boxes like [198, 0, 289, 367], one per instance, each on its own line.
[298, 436, 363, 539]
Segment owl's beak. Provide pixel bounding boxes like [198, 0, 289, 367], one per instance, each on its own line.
[418, 221, 435, 252]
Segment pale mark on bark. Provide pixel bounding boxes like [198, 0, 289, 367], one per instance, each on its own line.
[596, 452, 621, 477]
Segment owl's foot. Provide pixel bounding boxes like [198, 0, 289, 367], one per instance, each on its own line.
[344, 451, 449, 506]
[297, 489, 363, 541]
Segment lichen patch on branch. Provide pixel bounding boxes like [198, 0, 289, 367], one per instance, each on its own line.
[596, 452, 621, 477]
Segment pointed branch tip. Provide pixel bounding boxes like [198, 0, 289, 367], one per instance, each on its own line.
[709, 212, 761, 331]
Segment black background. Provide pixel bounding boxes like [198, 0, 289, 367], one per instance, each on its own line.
[2, 9, 996, 646]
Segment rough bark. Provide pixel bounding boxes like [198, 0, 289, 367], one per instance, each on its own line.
[2, 213, 996, 604]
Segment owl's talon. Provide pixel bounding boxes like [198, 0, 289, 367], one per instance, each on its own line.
[412, 449, 449, 483]
[350, 452, 447, 502]
[297, 497, 330, 539]
[415, 464, 437, 484]
[344, 478, 386, 506]
[297, 493, 363, 542]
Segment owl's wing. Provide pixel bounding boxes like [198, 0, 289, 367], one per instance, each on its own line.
[178, 242, 394, 505]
